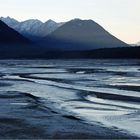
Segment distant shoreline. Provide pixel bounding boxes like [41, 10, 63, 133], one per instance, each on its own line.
[0, 46, 140, 59]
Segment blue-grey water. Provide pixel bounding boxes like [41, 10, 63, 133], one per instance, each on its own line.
[0, 59, 140, 138]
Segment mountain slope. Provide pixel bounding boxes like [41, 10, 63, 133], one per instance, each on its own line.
[0, 20, 43, 58]
[15, 19, 43, 40]
[37, 20, 64, 38]
[0, 20, 29, 44]
[0, 17, 64, 41]
[40, 19, 129, 51]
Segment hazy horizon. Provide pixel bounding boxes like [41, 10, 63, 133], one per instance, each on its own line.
[0, 0, 140, 44]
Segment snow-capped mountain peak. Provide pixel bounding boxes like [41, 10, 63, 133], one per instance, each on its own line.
[21, 19, 43, 25]
[0, 16, 19, 26]
[0, 17, 64, 41]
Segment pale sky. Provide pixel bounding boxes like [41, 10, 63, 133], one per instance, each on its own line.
[0, 0, 140, 44]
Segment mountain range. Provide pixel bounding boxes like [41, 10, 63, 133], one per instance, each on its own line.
[0, 16, 139, 58]
[0, 16, 64, 41]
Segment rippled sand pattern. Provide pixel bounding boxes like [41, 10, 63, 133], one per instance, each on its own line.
[0, 59, 140, 139]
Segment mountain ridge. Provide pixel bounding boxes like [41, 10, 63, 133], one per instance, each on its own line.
[1, 17, 139, 59]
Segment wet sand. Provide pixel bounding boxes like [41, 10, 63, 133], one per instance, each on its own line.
[0, 90, 138, 139]
[0, 59, 140, 139]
